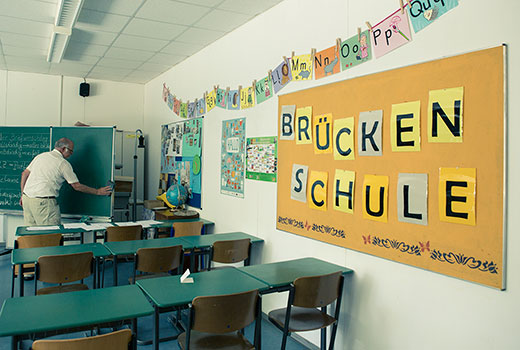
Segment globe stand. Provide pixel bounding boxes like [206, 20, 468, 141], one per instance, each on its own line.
[170, 208, 199, 219]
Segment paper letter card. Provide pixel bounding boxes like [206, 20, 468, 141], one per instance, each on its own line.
[240, 86, 255, 109]
[408, 0, 459, 33]
[196, 97, 206, 116]
[272, 59, 292, 94]
[308, 171, 328, 211]
[333, 169, 355, 214]
[372, 8, 413, 58]
[391, 101, 421, 152]
[255, 76, 273, 104]
[295, 106, 313, 145]
[291, 54, 313, 81]
[187, 101, 196, 118]
[227, 89, 240, 110]
[291, 164, 308, 202]
[428, 87, 463, 143]
[280, 105, 296, 141]
[216, 88, 228, 109]
[206, 90, 216, 112]
[333, 117, 355, 160]
[340, 30, 372, 71]
[362, 174, 389, 222]
[314, 45, 340, 80]
[397, 173, 428, 225]
[439, 167, 476, 226]
[313, 113, 332, 154]
[173, 98, 181, 115]
[358, 110, 383, 156]
[180, 102, 188, 118]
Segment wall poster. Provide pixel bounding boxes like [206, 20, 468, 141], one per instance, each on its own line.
[221, 118, 246, 198]
[276, 46, 506, 289]
[160, 118, 203, 208]
[246, 136, 277, 182]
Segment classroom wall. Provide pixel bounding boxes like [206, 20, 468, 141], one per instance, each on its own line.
[0, 70, 144, 245]
[144, 0, 520, 348]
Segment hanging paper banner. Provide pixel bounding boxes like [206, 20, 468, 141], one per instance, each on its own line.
[173, 97, 180, 115]
[295, 106, 313, 145]
[340, 30, 372, 71]
[358, 110, 383, 156]
[196, 97, 206, 116]
[246, 136, 277, 182]
[255, 76, 273, 104]
[290, 164, 308, 202]
[372, 8, 413, 58]
[272, 59, 292, 93]
[397, 173, 428, 225]
[428, 86, 464, 143]
[221, 118, 246, 198]
[408, 0, 459, 33]
[216, 88, 228, 109]
[227, 89, 240, 110]
[240, 86, 255, 109]
[439, 167, 476, 226]
[291, 54, 313, 81]
[162, 84, 168, 102]
[390, 101, 421, 152]
[187, 101, 196, 118]
[180, 102, 188, 118]
[167, 93, 174, 110]
[314, 45, 340, 79]
[206, 90, 216, 112]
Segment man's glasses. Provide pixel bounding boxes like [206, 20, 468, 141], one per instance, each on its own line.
[65, 147, 74, 154]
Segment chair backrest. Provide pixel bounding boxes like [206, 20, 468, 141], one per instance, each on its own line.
[211, 238, 251, 264]
[16, 233, 63, 249]
[191, 289, 259, 334]
[293, 271, 342, 308]
[32, 329, 132, 350]
[136, 245, 183, 274]
[36, 251, 94, 284]
[105, 225, 142, 242]
[172, 221, 203, 237]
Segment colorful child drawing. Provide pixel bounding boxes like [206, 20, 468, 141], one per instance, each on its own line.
[314, 45, 340, 79]
[272, 59, 292, 94]
[216, 88, 228, 108]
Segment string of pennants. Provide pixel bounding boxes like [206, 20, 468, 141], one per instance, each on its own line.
[162, 0, 459, 118]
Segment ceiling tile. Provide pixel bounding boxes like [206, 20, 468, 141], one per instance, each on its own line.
[104, 47, 155, 61]
[188, 0, 225, 7]
[90, 65, 133, 76]
[75, 9, 131, 33]
[112, 34, 168, 52]
[138, 62, 170, 73]
[4, 55, 50, 68]
[87, 72, 126, 82]
[62, 54, 101, 65]
[82, 0, 145, 16]
[49, 61, 92, 71]
[2, 45, 47, 58]
[195, 9, 253, 32]
[175, 27, 225, 46]
[65, 41, 109, 57]
[97, 57, 144, 69]
[5, 64, 50, 74]
[0, 0, 55, 23]
[218, 0, 281, 15]
[122, 76, 148, 84]
[136, 0, 211, 26]
[0, 32, 49, 50]
[70, 29, 118, 46]
[123, 18, 187, 41]
[148, 53, 187, 65]
[0, 15, 53, 37]
[161, 41, 204, 56]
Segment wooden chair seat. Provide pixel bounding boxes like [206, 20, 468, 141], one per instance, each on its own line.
[32, 328, 132, 350]
[268, 306, 337, 332]
[36, 283, 89, 295]
[178, 330, 253, 350]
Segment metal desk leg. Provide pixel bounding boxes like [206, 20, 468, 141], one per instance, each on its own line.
[132, 318, 138, 350]
[11, 335, 18, 350]
[153, 306, 160, 350]
[113, 256, 118, 286]
[18, 264, 24, 297]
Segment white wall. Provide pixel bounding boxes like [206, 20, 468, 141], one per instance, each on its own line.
[144, 0, 520, 349]
[0, 70, 144, 245]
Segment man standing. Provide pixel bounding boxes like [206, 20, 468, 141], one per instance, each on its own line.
[20, 137, 112, 225]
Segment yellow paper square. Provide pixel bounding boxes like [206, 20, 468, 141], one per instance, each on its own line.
[333, 169, 355, 214]
[362, 174, 389, 222]
[296, 106, 313, 145]
[333, 117, 355, 160]
[390, 101, 421, 152]
[291, 54, 313, 81]
[439, 167, 476, 225]
[240, 87, 255, 109]
[313, 113, 333, 154]
[428, 87, 463, 143]
[308, 171, 328, 211]
[206, 90, 216, 112]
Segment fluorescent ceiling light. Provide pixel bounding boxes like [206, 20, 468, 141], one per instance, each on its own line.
[47, 0, 85, 63]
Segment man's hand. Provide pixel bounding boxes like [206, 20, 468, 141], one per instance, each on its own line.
[96, 186, 112, 196]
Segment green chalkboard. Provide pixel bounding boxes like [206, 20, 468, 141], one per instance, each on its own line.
[0, 126, 114, 218]
[51, 127, 114, 218]
[0, 127, 51, 211]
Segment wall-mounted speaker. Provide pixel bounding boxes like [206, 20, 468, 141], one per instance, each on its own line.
[79, 82, 90, 97]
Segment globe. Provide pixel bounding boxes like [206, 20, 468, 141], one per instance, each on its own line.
[165, 184, 188, 208]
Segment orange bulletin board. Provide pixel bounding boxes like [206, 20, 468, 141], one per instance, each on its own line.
[277, 46, 506, 289]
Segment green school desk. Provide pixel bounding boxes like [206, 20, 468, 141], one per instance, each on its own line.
[136, 267, 269, 350]
[237, 257, 354, 292]
[11, 243, 110, 297]
[15, 225, 92, 244]
[104, 236, 195, 286]
[0, 285, 154, 350]
[149, 218, 214, 237]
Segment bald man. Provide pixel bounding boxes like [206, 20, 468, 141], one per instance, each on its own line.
[20, 137, 112, 225]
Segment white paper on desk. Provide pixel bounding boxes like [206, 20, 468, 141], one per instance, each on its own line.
[62, 223, 90, 230]
[26, 226, 60, 231]
[180, 269, 194, 283]
[135, 220, 161, 228]
[88, 222, 114, 230]
[113, 221, 139, 227]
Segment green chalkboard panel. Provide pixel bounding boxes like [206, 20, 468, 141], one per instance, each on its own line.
[0, 127, 51, 211]
[51, 127, 114, 218]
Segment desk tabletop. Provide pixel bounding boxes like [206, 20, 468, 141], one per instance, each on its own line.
[16, 225, 89, 236]
[178, 232, 263, 248]
[104, 237, 195, 256]
[237, 257, 353, 289]
[136, 267, 269, 309]
[0, 285, 154, 337]
[150, 218, 214, 229]
[12, 243, 111, 265]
